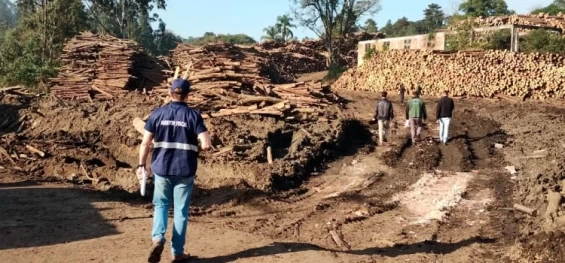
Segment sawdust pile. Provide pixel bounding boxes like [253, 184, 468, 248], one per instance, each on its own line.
[392, 170, 475, 224]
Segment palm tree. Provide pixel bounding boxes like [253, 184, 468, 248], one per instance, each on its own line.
[261, 26, 280, 41]
[275, 15, 296, 42]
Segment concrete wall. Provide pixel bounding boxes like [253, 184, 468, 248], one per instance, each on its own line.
[358, 33, 446, 66]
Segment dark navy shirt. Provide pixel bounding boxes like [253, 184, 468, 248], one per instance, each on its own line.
[144, 102, 207, 177]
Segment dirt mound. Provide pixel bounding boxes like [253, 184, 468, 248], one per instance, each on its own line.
[0, 90, 349, 192]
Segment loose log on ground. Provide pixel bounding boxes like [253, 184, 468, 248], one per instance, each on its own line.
[545, 190, 563, 222]
[513, 203, 536, 215]
[25, 144, 45, 158]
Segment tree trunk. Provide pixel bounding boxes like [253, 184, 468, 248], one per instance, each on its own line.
[120, 0, 126, 39]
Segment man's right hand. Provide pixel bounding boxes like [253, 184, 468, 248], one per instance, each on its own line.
[136, 167, 144, 181]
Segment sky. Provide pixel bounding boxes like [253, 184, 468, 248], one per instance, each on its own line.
[155, 0, 553, 41]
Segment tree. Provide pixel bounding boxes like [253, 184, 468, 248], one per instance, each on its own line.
[275, 15, 297, 42]
[531, 0, 565, 15]
[459, 0, 514, 17]
[291, 0, 381, 67]
[0, 0, 18, 28]
[422, 3, 445, 32]
[380, 19, 393, 36]
[185, 32, 256, 46]
[363, 18, 378, 33]
[0, 0, 89, 85]
[84, 0, 166, 39]
[262, 26, 280, 41]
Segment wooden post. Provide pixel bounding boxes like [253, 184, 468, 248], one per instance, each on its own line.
[267, 146, 273, 164]
[510, 25, 519, 52]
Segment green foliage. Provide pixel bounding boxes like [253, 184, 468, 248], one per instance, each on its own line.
[0, 0, 184, 86]
[291, 0, 381, 67]
[445, 20, 481, 51]
[380, 17, 420, 37]
[261, 26, 281, 41]
[521, 29, 565, 54]
[0, 29, 59, 86]
[0, 0, 18, 27]
[531, 0, 565, 15]
[85, 0, 177, 55]
[363, 18, 378, 33]
[185, 32, 256, 46]
[484, 29, 511, 50]
[458, 0, 514, 17]
[422, 3, 445, 33]
[0, 0, 89, 86]
[363, 46, 376, 60]
[275, 15, 297, 42]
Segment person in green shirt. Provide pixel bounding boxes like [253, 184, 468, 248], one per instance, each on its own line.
[405, 89, 427, 144]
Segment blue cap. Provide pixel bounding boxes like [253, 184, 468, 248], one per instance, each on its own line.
[171, 78, 191, 94]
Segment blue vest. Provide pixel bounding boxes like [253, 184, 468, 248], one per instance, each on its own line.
[144, 102, 207, 177]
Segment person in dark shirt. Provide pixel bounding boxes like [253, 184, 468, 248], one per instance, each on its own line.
[436, 90, 455, 145]
[371, 91, 394, 145]
[137, 78, 212, 262]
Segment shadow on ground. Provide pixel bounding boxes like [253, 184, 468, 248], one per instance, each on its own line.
[188, 237, 496, 263]
[0, 182, 119, 250]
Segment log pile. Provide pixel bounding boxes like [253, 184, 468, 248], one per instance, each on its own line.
[255, 41, 327, 82]
[333, 49, 565, 100]
[172, 43, 272, 85]
[254, 31, 386, 75]
[169, 43, 343, 120]
[50, 32, 167, 101]
[453, 14, 565, 34]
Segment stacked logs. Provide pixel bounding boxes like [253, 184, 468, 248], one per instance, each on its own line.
[51, 32, 166, 101]
[333, 49, 565, 100]
[172, 43, 271, 85]
[168, 43, 342, 120]
[453, 14, 565, 34]
[254, 31, 386, 75]
[255, 41, 327, 82]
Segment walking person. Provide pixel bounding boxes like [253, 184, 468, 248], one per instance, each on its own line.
[399, 84, 405, 104]
[405, 90, 427, 144]
[371, 91, 394, 146]
[415, 85, 422, 97]
[137, 78, 212, 263]
[436, 90, 455, 145]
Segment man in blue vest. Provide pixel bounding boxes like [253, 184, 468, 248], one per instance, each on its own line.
[137, 78, 211, 262]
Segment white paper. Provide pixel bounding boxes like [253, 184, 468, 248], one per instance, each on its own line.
[140, 169, 147, 196]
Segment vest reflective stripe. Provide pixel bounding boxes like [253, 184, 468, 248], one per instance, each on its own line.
[153, 142, 199, 152]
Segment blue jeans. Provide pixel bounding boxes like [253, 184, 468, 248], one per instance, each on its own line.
[151, 174, 194, 256]
[439, 117, 451, 143]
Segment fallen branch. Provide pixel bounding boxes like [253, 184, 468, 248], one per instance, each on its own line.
[329, 230, 350, 250]
[545, 191, 563, 222]
[25, 144, 45, 158]
[91, 86, 114, 98]
[0, 85, 24, 93]
[0, 146, 15, 165]
[513, 203, 536, 215]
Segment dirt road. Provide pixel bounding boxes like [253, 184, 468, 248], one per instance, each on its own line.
[2, 90, 563, 262]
